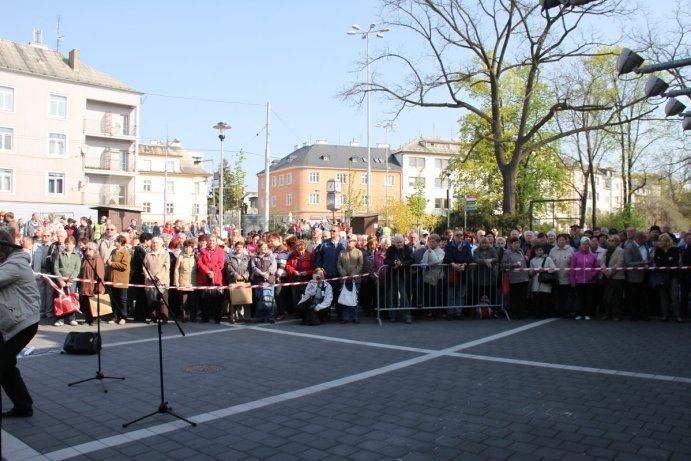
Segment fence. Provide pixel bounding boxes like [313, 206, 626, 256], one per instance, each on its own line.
[374, 263, 509, 326]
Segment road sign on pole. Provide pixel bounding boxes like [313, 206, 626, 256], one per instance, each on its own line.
[465, 194, 477, 211]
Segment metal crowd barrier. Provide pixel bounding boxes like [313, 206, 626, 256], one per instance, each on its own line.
[375, 263, 509, 326]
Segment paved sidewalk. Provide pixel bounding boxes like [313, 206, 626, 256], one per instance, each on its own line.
[2, 317, 690, 460]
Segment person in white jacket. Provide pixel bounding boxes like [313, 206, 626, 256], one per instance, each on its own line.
[530, 245, 557, 318]
[296, 268, 333, 326]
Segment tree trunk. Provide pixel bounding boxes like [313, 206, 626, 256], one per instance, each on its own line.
[500, 165, 517, 216]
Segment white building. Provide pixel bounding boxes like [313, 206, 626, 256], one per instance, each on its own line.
[0, 36, 142, 221]
[395, 137, 460, 216]
[136, 140, 210, 226]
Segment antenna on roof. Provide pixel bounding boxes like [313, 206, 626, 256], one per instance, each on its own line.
[56, 15, 64, 52]
[32, 29, 43, 44]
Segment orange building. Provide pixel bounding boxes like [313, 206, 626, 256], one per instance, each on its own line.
[257, 142, 402, 224]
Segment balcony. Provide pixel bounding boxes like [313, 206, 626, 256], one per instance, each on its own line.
[83, 147, 136, 175]
[99, 185, 136, 207]
[83, 113, 137, 141]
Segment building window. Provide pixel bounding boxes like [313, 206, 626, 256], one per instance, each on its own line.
[434, 158, 449, 169]
[271, 176, 277, 187]
[143, 180, 152, 192]
[120, 151, 129, 171]
[279, 175, 284, 186]
[434, 198, 449, 209]
[362, 196, 370, 206]
[336, 173, 348, 184]
[434, 178, 447, 189]
[47, 172, 65, 195]
[0, 87, 13, 112]
[193, 203, 200, 215]
[286, 173, 292, 184]
[408, 157, 425, 168]
[385, 196, 394, 206]
[286, 194, 292, 206]
[408, 176, 425, 188]
[194, 182, 201, 194]
[166, 203, 174, 214]
[142, 202, 151, 213]
[49, 94, 67, 119]
[271, 196, 277, 208]
[166, 181, 174, 193]
[0, 168, 13, 193]
[385, 175, 394, 187]
[308, 172, 320, 183]
[308, 193, 320, 205]
[165, 160, 174, 172]
[0, 127, 13, 151]
[142, 159, 152, 171]
[361, 173, 369, 185]
[48, 133, 66, 156]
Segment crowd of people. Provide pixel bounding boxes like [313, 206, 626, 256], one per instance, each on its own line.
[0, 209, 689, 328]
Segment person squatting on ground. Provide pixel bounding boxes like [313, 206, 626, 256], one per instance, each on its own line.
[296, 268, 333, 326]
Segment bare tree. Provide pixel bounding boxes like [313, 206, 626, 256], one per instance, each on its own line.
[341, 0, 653, 216]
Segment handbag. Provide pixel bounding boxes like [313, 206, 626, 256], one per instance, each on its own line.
[229, 283, 252, 305]
[338, 282, 358, 307]
[502, 271, 511, 296]
[54, 289, 81, 317]
[537, 258, 558, 285]
[88, 293, 113, 317]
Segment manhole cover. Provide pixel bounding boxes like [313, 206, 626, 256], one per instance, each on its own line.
[184, 364, 225, 374]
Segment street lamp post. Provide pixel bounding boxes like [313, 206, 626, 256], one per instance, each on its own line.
[349, 23, 389, 213]
[213, 122, 230, 236]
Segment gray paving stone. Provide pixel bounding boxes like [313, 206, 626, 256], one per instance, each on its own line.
[3, 319, 691, 461]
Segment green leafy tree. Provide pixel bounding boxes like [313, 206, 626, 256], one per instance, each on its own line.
[220, 150, 246, 221]
[342, 0, 651, 217]
[449, 67, 567, 225]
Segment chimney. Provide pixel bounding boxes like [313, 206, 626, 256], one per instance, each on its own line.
[69, 49, 80, 71]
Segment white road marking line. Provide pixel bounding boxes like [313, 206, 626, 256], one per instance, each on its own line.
[451, 352, 691, 384]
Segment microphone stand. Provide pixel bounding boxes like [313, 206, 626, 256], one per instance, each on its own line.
[68, 255, 125, 393]
[123, 256, 196, 428]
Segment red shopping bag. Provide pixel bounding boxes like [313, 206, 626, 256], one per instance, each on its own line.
[54, 290, 81, 317]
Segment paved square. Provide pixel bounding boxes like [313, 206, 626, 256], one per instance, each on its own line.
[2, 317, 690, 460]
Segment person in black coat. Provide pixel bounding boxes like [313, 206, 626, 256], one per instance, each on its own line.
[384, 234, 414, 323]
[128, 232, 152, 321]
[444, 229, 473, 318]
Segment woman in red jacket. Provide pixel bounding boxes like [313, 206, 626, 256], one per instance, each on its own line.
[286, 240, 314, 314]
[196, 236, 225, 323]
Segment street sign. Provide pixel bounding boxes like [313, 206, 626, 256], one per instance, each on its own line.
[465, 194, 477, 211]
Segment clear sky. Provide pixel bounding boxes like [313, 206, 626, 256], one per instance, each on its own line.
[2, 1, 684, 188]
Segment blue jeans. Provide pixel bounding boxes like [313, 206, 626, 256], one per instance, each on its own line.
[447, 282, 465, 316]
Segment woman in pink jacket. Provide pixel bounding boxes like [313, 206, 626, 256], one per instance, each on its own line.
[569, 237, 600, 320]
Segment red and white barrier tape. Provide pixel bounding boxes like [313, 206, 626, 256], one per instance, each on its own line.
[34, 271, 375, 293]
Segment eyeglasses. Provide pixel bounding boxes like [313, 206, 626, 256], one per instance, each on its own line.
[107, 228, 116, 231]
[455, 233, 463, 237]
